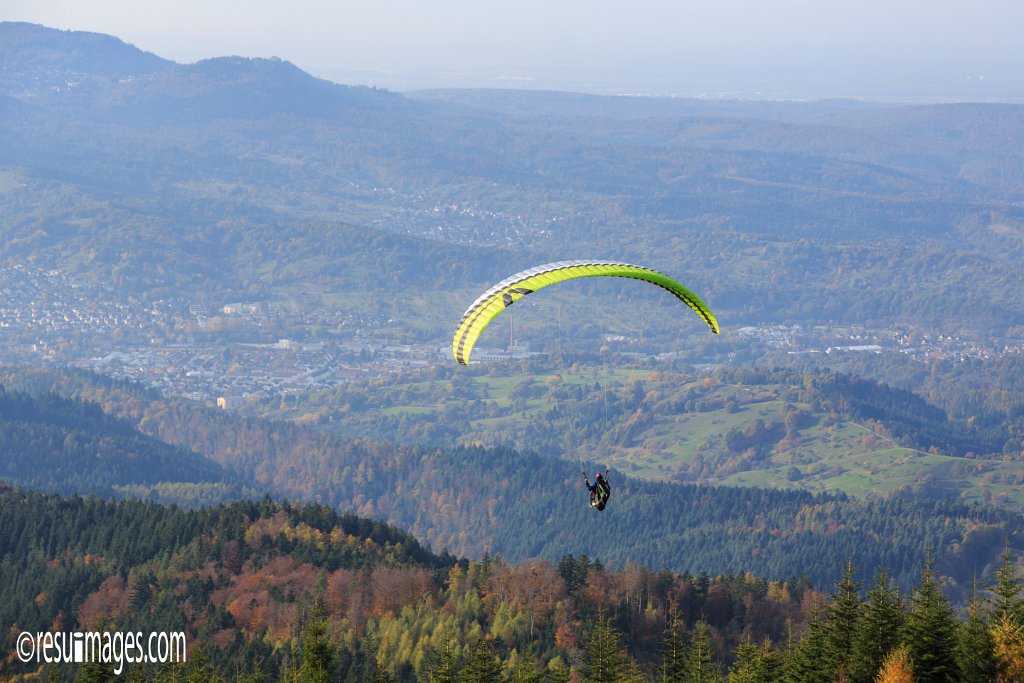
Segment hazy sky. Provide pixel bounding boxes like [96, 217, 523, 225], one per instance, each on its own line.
[8, 0, 1024, 99]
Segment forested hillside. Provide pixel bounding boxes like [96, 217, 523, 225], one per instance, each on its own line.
[241, 358, 1024, 512]
[2, 484, 1022, 681]
[0, 383, 236, 504]
[0, 366, 1020, 596]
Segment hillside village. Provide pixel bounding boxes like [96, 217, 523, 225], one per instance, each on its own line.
[2, 263, 1022, 406]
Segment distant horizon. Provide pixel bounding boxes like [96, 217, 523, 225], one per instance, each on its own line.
[4, 2, 1024, 103]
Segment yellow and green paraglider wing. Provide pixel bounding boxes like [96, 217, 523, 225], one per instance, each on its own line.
[452, 260, 718, 365]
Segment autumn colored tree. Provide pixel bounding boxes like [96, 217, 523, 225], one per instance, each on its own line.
[991, 613, 1024, 683]
[874, 645, 915, 683]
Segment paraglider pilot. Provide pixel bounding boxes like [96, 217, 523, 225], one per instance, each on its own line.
[584, 467, 611, 511]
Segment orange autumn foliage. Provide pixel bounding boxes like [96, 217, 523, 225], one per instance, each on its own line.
[875, 645, 915, 683]
[77, 575, 129, 628]
[992, 614, 1024, 683]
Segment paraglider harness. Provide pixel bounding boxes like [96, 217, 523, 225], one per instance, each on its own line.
[584, 468, 611, 511]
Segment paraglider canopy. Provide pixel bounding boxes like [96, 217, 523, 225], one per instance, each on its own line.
[452, 260, 718, 365]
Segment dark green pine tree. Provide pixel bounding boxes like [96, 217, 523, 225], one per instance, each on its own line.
[275, 641, 299, 683]
[461, 637, 503, 683]
[783, 616, 831, 683]
[129, 570, 154, 613]
[957, 578, 997, 683]
[426, 634, 461, 683]
[181, 647, 219, 683]
[988, 545, 1023, 626]
[687, 619, 723, 683]
[903, 554, 961, 683]
[824, 558, 864, 680]
[729, 641, 761, 683]
[351, 632, 394, 683]
[728, 640, 780, 683]
[583, 610, 626, 683]
[505, 648, 542, 683]
[297, 602, 336, 683]
[849, 566, 905, 683]
[153, 662, 184, 683]
[45, 663, 70, 683]
[618, 657, 647, 683]
[75, 657, 117, 683]
[358, 633, 395, 683]
[658, 610, 690, 682]
[237, 659, 270, 683]
[76, 618, 116, 683]
[542, 660, 571, 683]
[369, 667, 395, 683]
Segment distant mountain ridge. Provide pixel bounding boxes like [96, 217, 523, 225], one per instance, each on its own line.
[113, 56, 409, 122]
[0, 22, 171, 97]
[0, 22, 405, 119]
[2, 26, 1024, 366]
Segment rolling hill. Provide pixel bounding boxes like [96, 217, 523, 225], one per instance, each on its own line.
[0, 365, 1019, 596]
[244, 359, 1024, 513]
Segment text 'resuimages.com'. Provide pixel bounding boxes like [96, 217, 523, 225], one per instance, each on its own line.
[16, 630, 186, 675]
